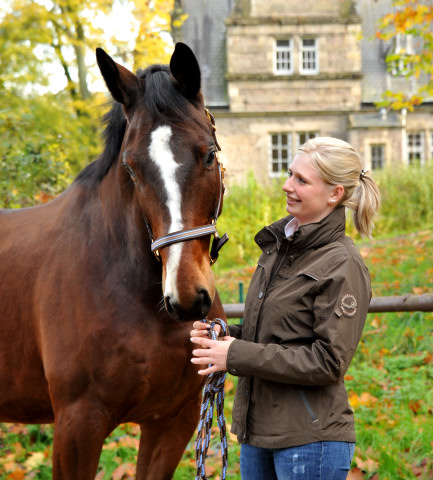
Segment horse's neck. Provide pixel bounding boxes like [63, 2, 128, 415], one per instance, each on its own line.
[72, 174, 160, 285]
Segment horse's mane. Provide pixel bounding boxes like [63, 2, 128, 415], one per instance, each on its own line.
[75, 64, 194, 186]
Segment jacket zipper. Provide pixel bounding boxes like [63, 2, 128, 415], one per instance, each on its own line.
[299, 390, 319, 424]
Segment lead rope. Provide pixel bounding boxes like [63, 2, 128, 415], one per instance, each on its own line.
[195, 318, 229, 480]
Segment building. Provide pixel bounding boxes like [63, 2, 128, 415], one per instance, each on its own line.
[180, 0, 433, 185]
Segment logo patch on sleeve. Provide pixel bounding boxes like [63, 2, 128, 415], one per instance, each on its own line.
[340, 293, 358, 317]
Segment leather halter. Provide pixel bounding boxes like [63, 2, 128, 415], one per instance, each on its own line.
[148, 109, 228, 265]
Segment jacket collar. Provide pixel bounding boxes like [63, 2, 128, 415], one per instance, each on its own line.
[255, 206, 346, 252]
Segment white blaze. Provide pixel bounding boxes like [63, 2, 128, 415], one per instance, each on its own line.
[148, 125, 183, 296]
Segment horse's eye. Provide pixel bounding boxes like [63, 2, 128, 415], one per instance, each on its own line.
[122, 161, 137, 180]
[205, 150, 217, 167]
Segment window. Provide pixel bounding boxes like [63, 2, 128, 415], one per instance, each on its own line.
[407, 132, 424, 165]
[390, 34, 413, 76]
[275, 40, 293, 75]
[300, 38, 318, 74]
[371, 144, 385, 170]
[270, 133, 291, 176]
[297, 132, 318, 148]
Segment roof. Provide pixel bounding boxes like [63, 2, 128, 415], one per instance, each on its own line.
[349, 110, 404, 129]
[181, 0, 236, 107]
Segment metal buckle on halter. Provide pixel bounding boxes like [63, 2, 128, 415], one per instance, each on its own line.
[209, 231, 229, 265]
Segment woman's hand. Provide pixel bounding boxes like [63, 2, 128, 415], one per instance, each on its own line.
[190, 320, 218, 339]
[190, 326, 235, 375]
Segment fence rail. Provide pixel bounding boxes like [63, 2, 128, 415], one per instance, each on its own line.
[223, 293, 433, 318]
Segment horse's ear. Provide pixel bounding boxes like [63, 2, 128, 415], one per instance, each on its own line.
[96, 48, 139, 107]
[170, 43, 201, 99]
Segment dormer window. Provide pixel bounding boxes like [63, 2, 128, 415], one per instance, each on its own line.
[390, 33, 413, 76]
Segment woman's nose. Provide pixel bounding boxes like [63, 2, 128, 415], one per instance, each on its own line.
[282, 177, 292, 192]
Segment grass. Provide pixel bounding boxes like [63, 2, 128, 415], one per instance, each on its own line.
[1, 228, 432, 479]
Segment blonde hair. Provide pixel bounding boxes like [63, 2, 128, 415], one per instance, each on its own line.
[298, 137, 380, 238]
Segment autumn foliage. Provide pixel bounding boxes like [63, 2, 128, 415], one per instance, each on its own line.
[376, 0, 433, 110]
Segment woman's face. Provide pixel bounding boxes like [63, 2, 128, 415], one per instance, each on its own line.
[282, 153, 339, 226]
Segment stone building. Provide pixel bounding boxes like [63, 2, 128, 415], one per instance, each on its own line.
[180, 0, 433, 185]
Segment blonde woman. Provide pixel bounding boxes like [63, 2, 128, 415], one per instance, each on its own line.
[191, 137, 380, 480]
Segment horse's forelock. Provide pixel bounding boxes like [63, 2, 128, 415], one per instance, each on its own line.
[139, 65, 195, 121]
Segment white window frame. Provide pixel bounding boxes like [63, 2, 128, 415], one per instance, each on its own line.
[270, 133, 291, 177]
[297, 131, 318, 148]
[371, 144, 385, 170]
[274, 39, 293, 75]
[300, 38, 318, 75]
[407, 132, 424, 165]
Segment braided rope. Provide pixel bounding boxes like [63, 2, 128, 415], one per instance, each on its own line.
[195, 318, 229, 480]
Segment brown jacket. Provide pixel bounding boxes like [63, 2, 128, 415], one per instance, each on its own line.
[227, 207, 371, 448]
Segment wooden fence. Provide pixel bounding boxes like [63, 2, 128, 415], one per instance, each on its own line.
[223, 293, 433, 318]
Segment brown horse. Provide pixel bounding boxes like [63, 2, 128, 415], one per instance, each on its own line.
[0, 43, 227, 479]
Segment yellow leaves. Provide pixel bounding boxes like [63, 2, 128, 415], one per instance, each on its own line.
[0, 439, 51, 479]
[23, 452, 45, 470]
[375, 1, 433, 110]
[349, 391, 378, 409]
[131, 0, 177, 70]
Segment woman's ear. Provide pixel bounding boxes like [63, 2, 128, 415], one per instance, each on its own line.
[329, 185, 344, 204]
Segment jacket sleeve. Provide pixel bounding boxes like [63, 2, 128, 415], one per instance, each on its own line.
[227, 323, 243, 339]
[226, 255, 371, 386]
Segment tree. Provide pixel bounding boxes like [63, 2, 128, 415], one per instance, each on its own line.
[376, 0, 433, 111]
[0, 0, 184, 208]
[0, 0, 114, 102]
[0, 0, 182, 100]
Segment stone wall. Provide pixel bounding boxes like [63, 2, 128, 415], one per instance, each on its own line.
[214, 112, 349, 185]
[226, 22, 362, 113]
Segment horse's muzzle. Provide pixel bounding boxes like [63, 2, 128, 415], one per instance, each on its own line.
[164, 288, 212, 322]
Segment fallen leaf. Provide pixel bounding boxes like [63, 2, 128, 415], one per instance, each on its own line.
[6, 471, 25, 480]
[409, 400, 422, 414]
[205, 464, 216, 476]
[112, 463, 136, 480]
[23, 452, 45, 470]
[347, 467, 364, 480]
[355, 456, 379, 474]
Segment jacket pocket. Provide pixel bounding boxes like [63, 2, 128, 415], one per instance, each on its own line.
[298, 389, 319, 424]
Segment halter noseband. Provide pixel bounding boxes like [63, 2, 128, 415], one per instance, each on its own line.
[147, 109, 228, 265]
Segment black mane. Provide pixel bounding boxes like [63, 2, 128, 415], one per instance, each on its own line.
[75, 64, 195, 186]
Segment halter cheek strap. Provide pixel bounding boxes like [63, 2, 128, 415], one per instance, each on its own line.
[146, 109, 228, 265]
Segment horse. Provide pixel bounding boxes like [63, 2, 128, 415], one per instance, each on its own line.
[0, 42, 227, 479]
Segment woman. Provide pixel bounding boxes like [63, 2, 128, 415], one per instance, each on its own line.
[190, 137, 380, 480]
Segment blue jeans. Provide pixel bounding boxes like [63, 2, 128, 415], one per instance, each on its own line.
[240, 441, 355, 480]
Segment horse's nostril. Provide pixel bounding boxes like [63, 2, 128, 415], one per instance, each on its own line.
[164, 296, 175, 314]
[164, 289, 212, 320]
[197, 288, 212, 317]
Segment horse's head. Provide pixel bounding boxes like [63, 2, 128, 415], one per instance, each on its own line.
[96, 43, 227, 322]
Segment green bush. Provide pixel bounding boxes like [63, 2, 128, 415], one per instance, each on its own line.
[215, 164, 433, 273]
